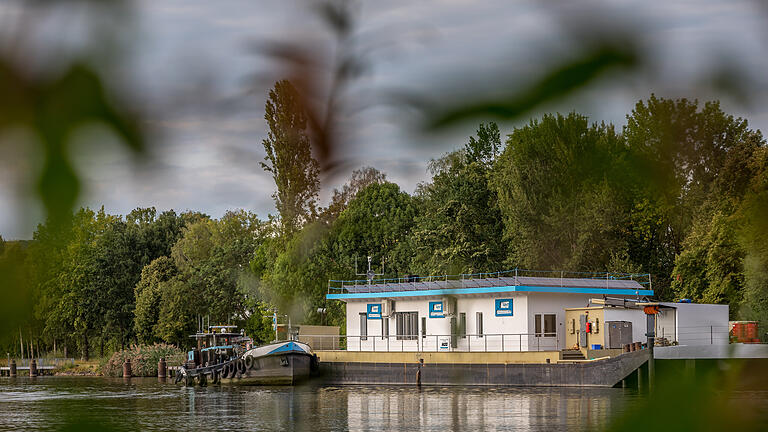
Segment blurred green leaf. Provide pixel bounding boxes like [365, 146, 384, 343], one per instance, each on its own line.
[426, 44, 638, 128]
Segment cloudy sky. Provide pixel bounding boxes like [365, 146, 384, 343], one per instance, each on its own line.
[2, 0, 768, 239]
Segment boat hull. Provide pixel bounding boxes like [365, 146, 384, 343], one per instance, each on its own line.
[221, 352, 312, 385]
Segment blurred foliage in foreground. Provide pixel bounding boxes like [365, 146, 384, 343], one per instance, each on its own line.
[607, 358, 768, 432]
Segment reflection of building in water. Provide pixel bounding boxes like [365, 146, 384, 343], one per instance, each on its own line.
[345, 387, 622, 430]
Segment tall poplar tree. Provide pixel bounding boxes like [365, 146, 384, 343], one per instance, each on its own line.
[261, 80, 320, 237]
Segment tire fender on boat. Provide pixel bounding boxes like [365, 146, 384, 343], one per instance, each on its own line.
[236, 358, 247, 375]
[244, 355, 254, 370]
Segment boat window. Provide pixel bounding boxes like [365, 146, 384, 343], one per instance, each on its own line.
[459, 313, 467, 339]
[382, 317, 389, 340]
[421, 317, 426, 338]
[396, 312, 418, 340]
[535, 313, 557, 337]
[476, 312, 483, 338]
[360, 313, 368, 341]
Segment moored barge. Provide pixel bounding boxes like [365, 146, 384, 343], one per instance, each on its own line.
[176, 325, 318, 386]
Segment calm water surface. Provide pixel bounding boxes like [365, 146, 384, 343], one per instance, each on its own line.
[0, 377, 687, 431]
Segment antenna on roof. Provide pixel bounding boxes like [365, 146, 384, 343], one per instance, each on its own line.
[356, 255, 384, 286]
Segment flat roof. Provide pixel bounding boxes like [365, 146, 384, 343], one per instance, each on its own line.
[327, 273, 652, 301]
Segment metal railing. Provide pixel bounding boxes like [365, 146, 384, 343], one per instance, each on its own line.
[300, 333, 559, 352]
[328, 268, 651, 294]
[674, 325, 731, 345]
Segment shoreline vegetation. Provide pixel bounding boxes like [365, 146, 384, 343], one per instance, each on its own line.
[2, 92, 768, 365]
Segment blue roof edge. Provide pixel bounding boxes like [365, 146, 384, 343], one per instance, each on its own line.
[326, 285, 654, 300]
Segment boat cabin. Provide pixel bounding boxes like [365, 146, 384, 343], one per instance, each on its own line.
[187, 325, 252, 368]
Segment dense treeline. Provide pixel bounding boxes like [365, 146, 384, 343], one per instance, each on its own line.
[2, 88, 768, 359]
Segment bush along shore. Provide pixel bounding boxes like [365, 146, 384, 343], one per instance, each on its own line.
[3, 344, 185, 377]
[102, 344, 185, 377]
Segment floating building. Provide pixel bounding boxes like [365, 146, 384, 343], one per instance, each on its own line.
[325, 269, 729, 352]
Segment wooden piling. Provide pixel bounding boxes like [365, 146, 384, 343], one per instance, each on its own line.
[29, 359, 38, 377]
[158, 357, 167, 378]
[123, 358, 132, 378]
[9, 360, 17, 377]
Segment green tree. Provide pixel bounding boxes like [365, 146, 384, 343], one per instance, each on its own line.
[155, 278, 197, 346]
[411, 123, 506, 275]
[331, 182, 418, 277]
[491, 112, 631, 270]
[323, 166, 387, 221]
[626, 95, 766, 301]
[261, 80, 320, 236]
[671, 212, 745, 311]
[151, 210, 266, 345]
[134, 256, 178, 344]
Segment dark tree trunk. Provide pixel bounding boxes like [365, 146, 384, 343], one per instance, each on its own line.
[82, 333, 90, 361]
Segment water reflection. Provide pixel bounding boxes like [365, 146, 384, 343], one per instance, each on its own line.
[343, 386, 631, 431]
[0, 377, 638, 431]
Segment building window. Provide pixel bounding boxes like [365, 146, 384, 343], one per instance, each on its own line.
[459, 312, 467, 339]
[396, 312, 418, 340]
[476, 312, 483, 338]
[382, 317, 389, 340]
[535, 313, 556, 337]
[360, 313, 368, 341]
[421, 317, 426, 338]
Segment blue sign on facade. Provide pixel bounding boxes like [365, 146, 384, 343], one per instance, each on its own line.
[429, 301, 445, 318]
[367, 303, 382, 319]
[495, 298, 513, 316]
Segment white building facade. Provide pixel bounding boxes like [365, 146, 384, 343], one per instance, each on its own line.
[327, 273, 656, 352]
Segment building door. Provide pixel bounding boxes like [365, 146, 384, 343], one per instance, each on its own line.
[535, 313, 557, 350]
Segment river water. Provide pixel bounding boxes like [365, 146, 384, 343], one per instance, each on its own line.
[0, 377, 765, 431]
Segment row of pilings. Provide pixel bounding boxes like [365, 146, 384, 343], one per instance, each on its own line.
[2, 357, 168, 378]
[3, 359, 37, 377]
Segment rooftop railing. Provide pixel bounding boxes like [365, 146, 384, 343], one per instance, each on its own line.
[327, 268, 651, 295]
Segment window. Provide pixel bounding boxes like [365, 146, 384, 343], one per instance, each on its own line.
[476, 312, 484, 337]
[534, 314, 557, 337]
[382, 317, 389, 340]
[421, 317, 427, 339]
[360, 313, 368, 341]
[396, 312, 418, 340]
[459, 313, 467, 338]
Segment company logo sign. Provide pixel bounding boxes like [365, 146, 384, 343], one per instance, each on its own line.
[495, 298, 513, 316]
[429, 301, 445, 318]
[367, 303, 382, 319]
